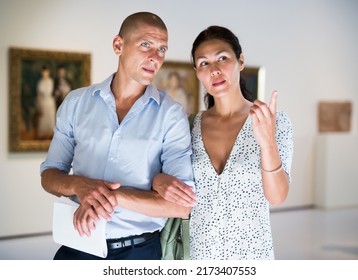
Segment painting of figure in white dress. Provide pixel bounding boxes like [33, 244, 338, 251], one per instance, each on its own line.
[35, 65, 56, 140]
[9, 48, 91, 151]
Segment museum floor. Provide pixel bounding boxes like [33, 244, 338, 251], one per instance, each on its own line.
[0, 206, 357, 260]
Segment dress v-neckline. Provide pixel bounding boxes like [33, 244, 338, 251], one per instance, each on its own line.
[197, 111, 250, 177]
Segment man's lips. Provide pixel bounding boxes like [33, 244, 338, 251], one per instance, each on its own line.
[143, 67, 155, 74]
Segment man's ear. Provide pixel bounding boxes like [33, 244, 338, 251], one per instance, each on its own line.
[239, 53, 245, 71]
[113, 35, 124, 55]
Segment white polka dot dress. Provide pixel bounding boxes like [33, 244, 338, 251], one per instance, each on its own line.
[189, 110, 293, 260]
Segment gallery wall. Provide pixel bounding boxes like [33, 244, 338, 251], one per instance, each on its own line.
[0, 0, 357, 237]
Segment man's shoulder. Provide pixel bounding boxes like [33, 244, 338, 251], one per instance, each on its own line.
[64, 79, 105, 103]
[63, 86, 91, 105]
[66, 74, 113, 101]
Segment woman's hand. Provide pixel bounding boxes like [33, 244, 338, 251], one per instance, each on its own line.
[152, 173, 197, 207]
[250, 90, 278, 149]
[250, 91, 289, 204]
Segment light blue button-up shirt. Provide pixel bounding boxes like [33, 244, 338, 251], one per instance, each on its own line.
[40, 74, 194, 239]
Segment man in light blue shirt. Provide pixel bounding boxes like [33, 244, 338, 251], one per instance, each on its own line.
[40, 12, 195, 260]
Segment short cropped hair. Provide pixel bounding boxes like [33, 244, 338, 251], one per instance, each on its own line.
[118, 12, 167, 38]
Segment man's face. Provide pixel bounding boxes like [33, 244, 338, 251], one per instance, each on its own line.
[116, 23, 168, 86]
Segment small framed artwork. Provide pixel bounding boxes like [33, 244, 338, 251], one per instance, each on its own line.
[9, 47, 91, 152]
[241, 66, 265, 101]
[318, 101, 352, 132]
[153, 61, 199, 115]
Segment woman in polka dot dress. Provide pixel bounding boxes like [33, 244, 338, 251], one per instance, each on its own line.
[153, 26, 293, 260]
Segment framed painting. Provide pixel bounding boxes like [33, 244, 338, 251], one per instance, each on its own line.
[9, 47, 91, 152]
[241, 66, 265, 101]
[153, 61, 199, 115]
[318, 101, 352, 132]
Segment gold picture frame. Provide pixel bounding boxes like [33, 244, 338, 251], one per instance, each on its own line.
[241, 66, 265, 101]
[9, 47, 91, 152]
[153, 61, 199, 115]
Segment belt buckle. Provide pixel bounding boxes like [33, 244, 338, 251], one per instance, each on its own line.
[117, 239, 132, 248]
[107, 238, 127, 249]
[108, 231, 156, 249]
[120, 240, 126, 248]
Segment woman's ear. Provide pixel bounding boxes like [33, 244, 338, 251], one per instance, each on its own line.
[239, 53, 245, 71]
[113, 35, 124, 55]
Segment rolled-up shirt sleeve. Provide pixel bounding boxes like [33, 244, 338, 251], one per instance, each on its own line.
[40, 91, 78, 175]
[161, 104, 195, 191]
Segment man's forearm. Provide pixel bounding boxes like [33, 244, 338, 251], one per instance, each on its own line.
[41, 168, 79, 197]
[115, 188, 191, 218]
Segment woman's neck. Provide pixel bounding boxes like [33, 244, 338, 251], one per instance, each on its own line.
[210, 92, 251, 118]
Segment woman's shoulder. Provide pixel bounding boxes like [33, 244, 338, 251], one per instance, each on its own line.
[276, 110, 293, 132]
[276, 110, 291, 122]
[189, 110, 204, 118]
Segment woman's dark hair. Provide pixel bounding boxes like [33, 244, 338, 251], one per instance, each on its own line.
[191, 26, 253, 108]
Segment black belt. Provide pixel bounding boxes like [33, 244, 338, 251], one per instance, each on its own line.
[106, 231, 159, 249]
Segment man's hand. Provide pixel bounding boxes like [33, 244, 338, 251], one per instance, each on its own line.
[73, 178, 120, 236]
[41, 169, 121, 236]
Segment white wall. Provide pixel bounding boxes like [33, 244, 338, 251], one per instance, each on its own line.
[1, 0, 357, 237]
[315, 135, 358, 208]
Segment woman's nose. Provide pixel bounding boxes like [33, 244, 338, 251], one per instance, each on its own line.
[210, 68, 221, 77]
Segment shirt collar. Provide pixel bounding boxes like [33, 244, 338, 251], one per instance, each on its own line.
[91, 74, 114, 98]
[91, 73, 161, 106]
[142, 84, 160, 106]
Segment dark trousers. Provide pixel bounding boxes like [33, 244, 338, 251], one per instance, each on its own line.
[54, 233, 161, 260]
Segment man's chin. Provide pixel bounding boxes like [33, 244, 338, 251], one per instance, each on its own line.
[140, 77, 154, 86]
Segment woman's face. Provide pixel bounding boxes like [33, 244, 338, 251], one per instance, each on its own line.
[194, 39, 244, 99]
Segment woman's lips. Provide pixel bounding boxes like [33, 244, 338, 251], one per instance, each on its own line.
[212, 80, 225, 87]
